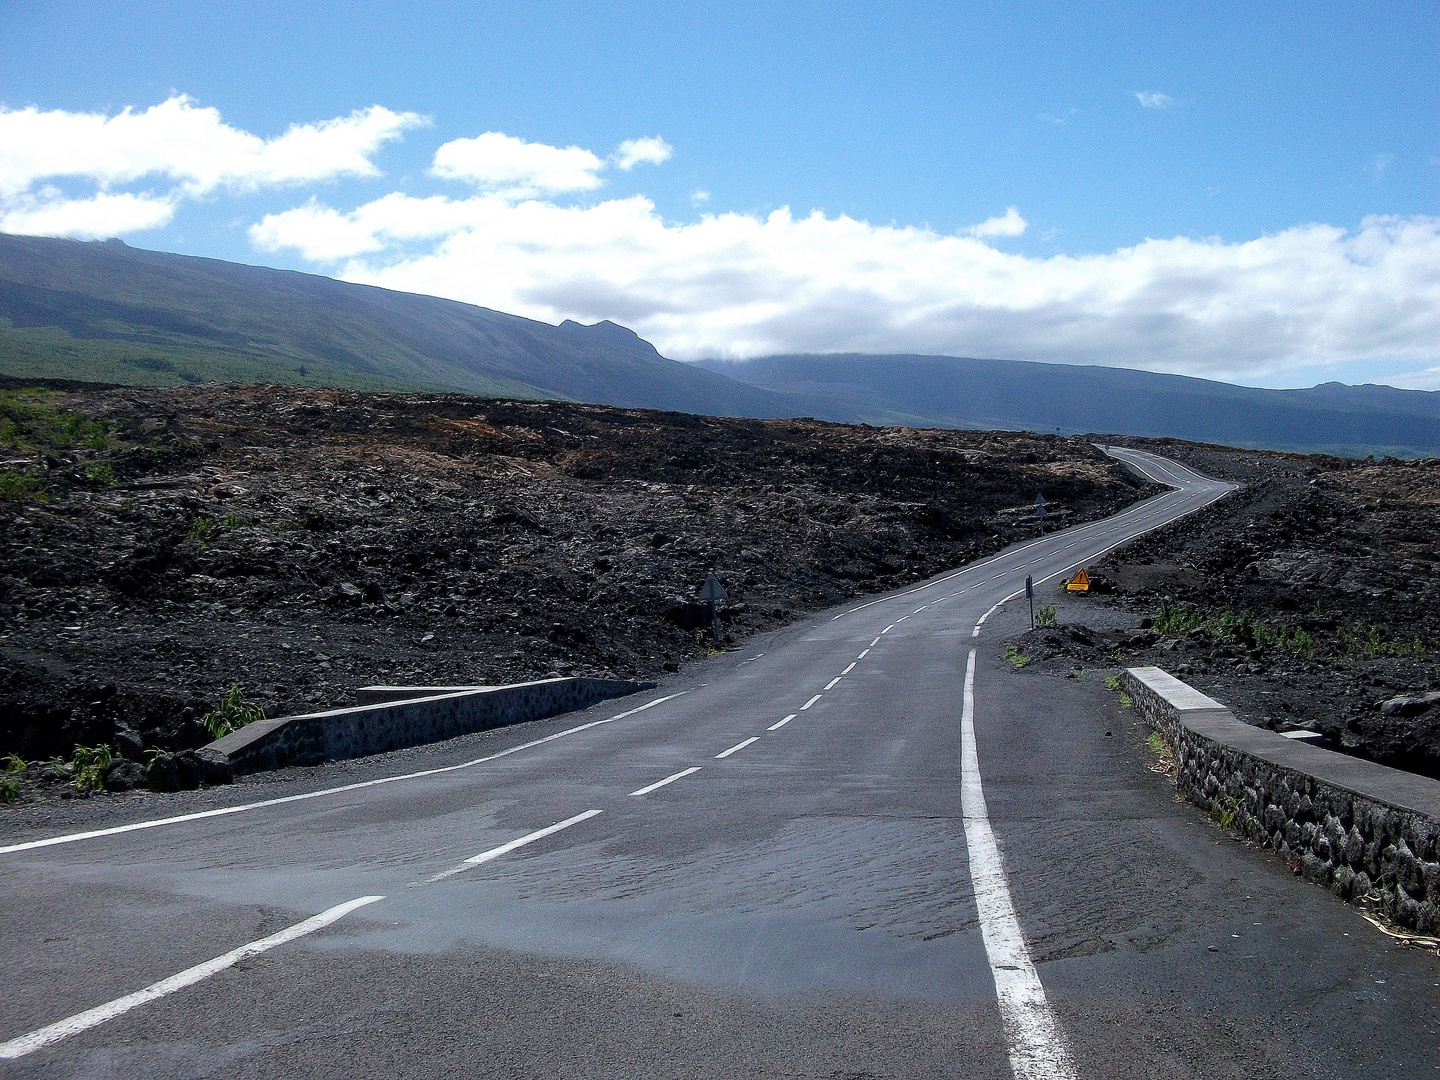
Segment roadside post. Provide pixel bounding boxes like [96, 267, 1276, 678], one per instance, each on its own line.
[1034, 492, 1046, 534]
[699, 572, 727, 646]
[1026, 574, 1034, 628]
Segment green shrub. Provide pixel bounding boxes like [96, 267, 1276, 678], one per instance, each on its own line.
[0, 775, 18, 803]
[1034, 604, 1057, 628]
[1002, 643, 1032, 669]
[186, 516, 216, 543]
[69, 744, 114, 792]
[85, 462, 116, 485]
[1103, 674, 1121, 691]
[3, 752, 26, 772]
[0, 469, 43, 500]
[201, 683, 266, 739]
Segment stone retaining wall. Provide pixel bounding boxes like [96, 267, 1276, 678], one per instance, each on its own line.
[207, 677, 654, 775]
[1122, 665, 1440, 933]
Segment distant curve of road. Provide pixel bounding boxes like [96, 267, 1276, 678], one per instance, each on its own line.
[5, 448, 1440, 1079]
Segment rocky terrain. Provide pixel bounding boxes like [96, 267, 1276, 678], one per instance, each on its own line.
[1010, 437, 1440, 779]
[0, 379, 1154, 798]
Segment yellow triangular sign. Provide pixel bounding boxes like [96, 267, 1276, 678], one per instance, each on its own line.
[1066, 568, 1090, 591]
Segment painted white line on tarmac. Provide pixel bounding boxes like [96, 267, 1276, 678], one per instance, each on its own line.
[0, 895, 384, 1060]
[801, 694, 823, 710]
[959, 650, 1076, 1080]
[882, 623, 896, 633]
[856, 650, 869, 660]
[971, 591, 1025, 638]
[768, 714, 798, 731]
[431, 809, 604, 882]
[896, 615, 911, 623]
[870, 637, 881, 647]
[0, 695, 687, 857]
[841, 662, 857, 674]
[630, 767, 702, 797]
[913, 605, 929, 613]
[716, 737, 759, 759]
[824, 677, 842, 690]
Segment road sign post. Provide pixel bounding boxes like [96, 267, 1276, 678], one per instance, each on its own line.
[1026, 574, 1034, 628]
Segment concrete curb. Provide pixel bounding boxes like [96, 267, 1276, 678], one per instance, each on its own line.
[1122, 665, 1440, 933]
[207, 677, 655, 775]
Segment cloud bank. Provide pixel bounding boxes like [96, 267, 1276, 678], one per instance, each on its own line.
[4, 99, 1437, 385]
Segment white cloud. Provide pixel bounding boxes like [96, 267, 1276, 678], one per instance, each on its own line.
[613, 136, 673, 170]
[251, 173, 1440, 383]
[0, 95, 425, 238]
[431, 132, 604, 195]
[966, 206, 1027, 238]
[691, 189, 711, 206]
[0, 189, 176, 238]
[1135, 91, 1174, 109]
[0, 95, 424, 198]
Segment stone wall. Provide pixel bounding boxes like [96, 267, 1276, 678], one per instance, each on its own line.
[208, 677, 654, 775]
[1122, 665, 1440, 933]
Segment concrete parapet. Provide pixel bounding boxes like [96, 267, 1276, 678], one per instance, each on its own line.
[207, 677, 655, 776]
[1123, 665, 1440, 933]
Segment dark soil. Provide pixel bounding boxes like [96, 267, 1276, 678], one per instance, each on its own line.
[1014, 436, 1440, 779]
[0, 381, 1155, 797]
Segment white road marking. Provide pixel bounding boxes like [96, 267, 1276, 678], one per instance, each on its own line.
[869, 637, 880, 647]
[716, 736, 759, 759]
[841, 662, 857, 674]
[882, 623, 896, 633]
[824, 677, 842, 690]
[801, 694, 823, 710]
[431, 809, 603, 882]
[913, 605, 929, 613]
[972, 591, 1024, 637]
[0, 895, 384, 1060]
[768, 714, 798, 731]
[856, 650, 869, 659]
[0, 695, 687, 857]
[895, 615, 911, 623]
[959, 650, 1076, 1079]
[629, 767, 702, 796]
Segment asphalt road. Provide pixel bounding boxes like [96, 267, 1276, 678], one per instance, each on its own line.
[4, 448, 1440, 1079]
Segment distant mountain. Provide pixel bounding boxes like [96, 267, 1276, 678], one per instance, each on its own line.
[4, 233, 1437, 457]
[0, 233, 799, 418]
[694, 354, 1440, 458]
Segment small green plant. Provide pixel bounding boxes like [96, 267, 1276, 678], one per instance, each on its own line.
[220, 512, 249, 529]
[201, 683, 266, 739]
[1103, 674, 1122, 691]
[3, 752, 26, 773]
[1002, 643, 1032, 669]
[84, 462, 116, 485]
[1213, 794, 1242, 830]
[186, 516, 216, 543]
[0, 469, 43, 500]
[1034, 604, 1057, 628]
[0, 775, 19, 803]
[69, 744, 114, 792]
[1117, 690, 1134, 708]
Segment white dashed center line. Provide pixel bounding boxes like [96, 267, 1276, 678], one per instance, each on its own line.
[857, 649, 869, 659]
[824, 677, 842, 690]
[716, 736, 759, 759]
[431, 809, 604, 882]
[841, 662, 857, 674]
[768, 713, 797, 731]
[870, 637, 881, 647]
[801, 694, 823, 710]
[629, 767, 702, 796]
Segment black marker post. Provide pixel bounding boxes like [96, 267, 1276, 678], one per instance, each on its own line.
[1026, 574, 1034, 629]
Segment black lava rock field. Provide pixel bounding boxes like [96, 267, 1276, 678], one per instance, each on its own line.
[0, 380, 1154, 797]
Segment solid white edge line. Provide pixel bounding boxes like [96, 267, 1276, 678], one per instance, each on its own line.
[431, 809, 604, 882]
[0, 894, 385, 1060]
[715, 736, 759, 759]
[824, 677, 842, 690]
[972, 590, 1025, 637]
[0, 694, 687, 857]
[800, 694, 823, 710]
[629, 767, 702, 797]
[767, 714, 798, 731]
[959, 650, 1076, 1080]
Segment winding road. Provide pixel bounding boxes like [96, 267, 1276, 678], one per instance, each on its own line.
[4, 448, 1439, 1079]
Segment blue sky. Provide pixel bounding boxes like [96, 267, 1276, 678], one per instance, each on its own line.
[1, 0, 1436, 387]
